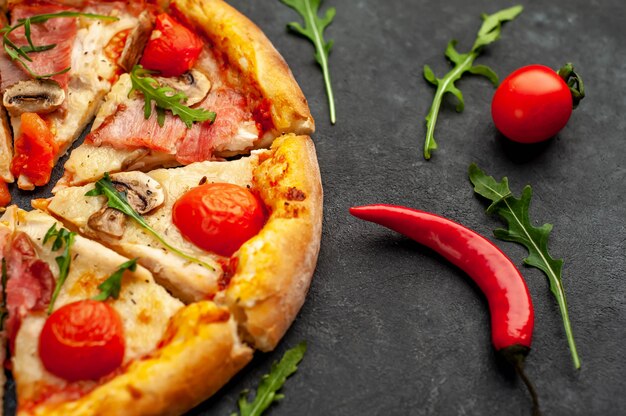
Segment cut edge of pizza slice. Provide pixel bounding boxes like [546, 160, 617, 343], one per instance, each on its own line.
[41, 133, 323, 353]
[0, 206, 253, 416]
[0, 1, 156, 191]
[54, 0, 315, 191]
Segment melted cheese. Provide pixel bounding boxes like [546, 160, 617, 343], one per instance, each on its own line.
[48, 153, 264, 303]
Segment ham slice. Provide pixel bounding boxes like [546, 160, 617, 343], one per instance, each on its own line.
[86, 100, 188, 153]
[3, 232, 55, 353]
[1, 3, 77, 91]
[86, 87, 252, 163]
[176, 88, 249, 164]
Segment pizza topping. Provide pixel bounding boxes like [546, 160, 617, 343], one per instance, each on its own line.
[172, 183, 267, 257]
[92, 258, 138, 302]
[154, 69, 212, 106]
[87, 173, 215, 270]
[140, 13, 203, 78]
[2, 79, 65, 116]
[129, 64, 216, 128]
[1, 8, 117, 82]
[10, 112, 58, 187]
[88, 207, 127, 239]
[4, 233, 55, 352]
[0, 180, 11, 207]
[109, 171, 165, 214]
[43, 224, 76, 314]
[118, 11, 154, 72]
[176, 88, 251, 164]
[39, 300, 125, 381]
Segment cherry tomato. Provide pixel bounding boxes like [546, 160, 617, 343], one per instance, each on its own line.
[172, 183, 266, 257]
[39, 300, 125, 382]
[492, 65, 573, 143]
[11, 112, 58, 186]
[140, 13, 203, 77]
[104, 29, 131, 63]
[0, 180, 10, 207]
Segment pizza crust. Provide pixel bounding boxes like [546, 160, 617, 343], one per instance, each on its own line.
[171, 0, 315, 137]
[219, 134, 323, 351]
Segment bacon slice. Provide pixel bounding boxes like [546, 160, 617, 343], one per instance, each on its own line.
[86, 101, 188, 153]
[176, 88, 249, 164]
[86, 87, 252, 163]
[3, 232, 55, 353]
[2, 3, 77, 91]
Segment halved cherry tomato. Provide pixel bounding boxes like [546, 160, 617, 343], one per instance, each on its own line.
[104, 29, 131, 63]
[0, 180, 11, 207]
[491, 64, 583, 144]
[11, 113, 58, 187]
[172, 183, 267, 257]
[140, 13, 203, 77]
[39, 300, 125, 382]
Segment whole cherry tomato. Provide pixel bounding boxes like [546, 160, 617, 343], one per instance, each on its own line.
[491, 64, 584, 143]
[172, 183, 267, 257]
[140, 13, 203, 77]
[39, 300, 125, 382]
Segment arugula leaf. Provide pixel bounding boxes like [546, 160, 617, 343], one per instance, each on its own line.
[422, 6, 523, 160]
[129, 65, 216, 128]
[235, 342, 307, 416]
[468, 164, 580, 369]
[86, 173, 215, 271]
[2, 12, 118, 79]
[43, 224, 77, 314]
[280, 0, 336, 124]
[92, 258, 138, 302]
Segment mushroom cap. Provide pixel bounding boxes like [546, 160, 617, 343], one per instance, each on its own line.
[3, 79, 65, 116]
[155, 69, 211, 106]
[109, 171, 165, 215]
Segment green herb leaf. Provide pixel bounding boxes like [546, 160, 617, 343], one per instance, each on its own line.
[86, 173, 215, 271]
[468, 163, 580, 369]
[43, 224, 77, 314]
[235, 342, 307, 416]
[422, 5, 523, 160]
[92, 258, 138, 302]
[2, 12, 118, 79]
[280, 0, 336, 124]
[129, 65, 216, 128]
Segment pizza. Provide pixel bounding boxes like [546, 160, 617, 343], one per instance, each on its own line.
[0, 0, 322, 415]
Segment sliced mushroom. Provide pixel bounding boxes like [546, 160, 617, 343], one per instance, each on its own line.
[88, 207, 127, 239]
[119, 11, 154, 72]
[155, 69, 211, 106]
[3, 79, 65, 116]
[109, 171, 165, 215]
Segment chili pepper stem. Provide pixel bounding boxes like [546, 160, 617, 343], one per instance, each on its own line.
[500, 345, 541, 416]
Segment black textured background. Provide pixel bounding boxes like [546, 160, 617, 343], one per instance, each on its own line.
[6, 0, 626, 415]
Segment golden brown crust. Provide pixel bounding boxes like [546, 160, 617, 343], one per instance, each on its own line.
[22, 302, 252, 416]
[172, 0, 315, 136]
[218, 134, 323, 351]
[0, 99, 13, 183]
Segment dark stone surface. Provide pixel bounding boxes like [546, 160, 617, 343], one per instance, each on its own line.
[5, 1, 626, 415]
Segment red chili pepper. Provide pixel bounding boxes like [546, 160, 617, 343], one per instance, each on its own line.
[350, 204, 540, 416]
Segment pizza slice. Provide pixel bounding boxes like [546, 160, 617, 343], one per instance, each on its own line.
[1, 1, 155, 190]
[41, 133, 322, 351]
[55, 0, 315, 190]
[0, 206, 252, 415]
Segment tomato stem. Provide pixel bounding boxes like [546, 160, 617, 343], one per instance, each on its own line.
[558, 63, 585, 109]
